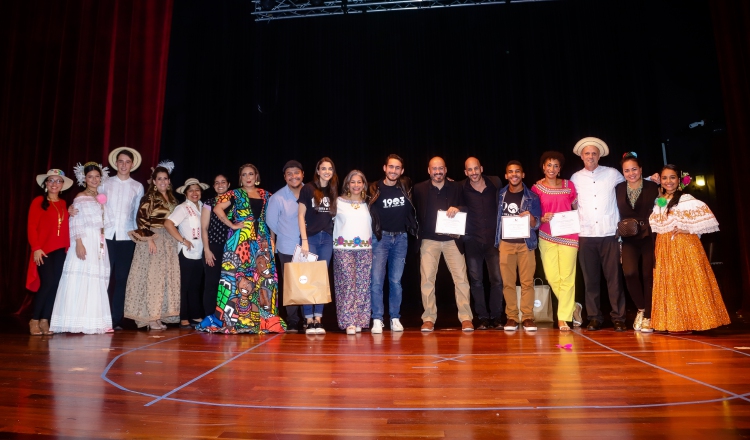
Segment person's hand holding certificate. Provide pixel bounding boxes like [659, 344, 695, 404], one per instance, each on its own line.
[435, 210, 467, 236]
[548, 210, 580, 236]
[501, 215, 530, 239]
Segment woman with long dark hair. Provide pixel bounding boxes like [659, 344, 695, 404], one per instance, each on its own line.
[298, 157, 338, 334]
[26, 169, 73, 335]
[615, 152, 660, 332]
[200, 174, 231, 316]
[196, 164, 286, 334]
[649, 164, 730, 333]
[124, 163, 181, 330]
[50, 162, 114, 334]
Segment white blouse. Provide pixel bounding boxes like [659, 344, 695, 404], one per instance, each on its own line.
[649, 194, 719, 235]
[168, 200, 204, 259]
[333, 197, 372, 250]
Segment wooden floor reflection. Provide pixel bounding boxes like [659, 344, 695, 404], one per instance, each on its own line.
[4, 325, 750, 439]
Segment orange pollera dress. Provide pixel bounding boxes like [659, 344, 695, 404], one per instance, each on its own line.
[649, 194, 730, 331]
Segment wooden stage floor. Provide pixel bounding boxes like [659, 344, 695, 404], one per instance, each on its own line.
[3, 324, 750, 439]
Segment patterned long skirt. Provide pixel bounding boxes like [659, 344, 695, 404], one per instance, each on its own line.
[333, 248, 372, 329]
[651, 233, 730, 331]
[124, 228, 181, 328]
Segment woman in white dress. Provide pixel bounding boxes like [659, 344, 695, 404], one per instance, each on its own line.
[50, 162, 114, 334]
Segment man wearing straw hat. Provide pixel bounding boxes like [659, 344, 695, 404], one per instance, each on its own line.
[99, 147, 144, 330]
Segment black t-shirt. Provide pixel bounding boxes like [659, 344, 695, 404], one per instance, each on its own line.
[463, 178, 498, 244]
[372, 182, 408, 233]
[298, 182, 333, 235]
[501, 189, 524, 244]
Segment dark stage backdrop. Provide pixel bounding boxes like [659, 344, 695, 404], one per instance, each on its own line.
[160, 0, 741, 324]
[0, 1, 173, 313]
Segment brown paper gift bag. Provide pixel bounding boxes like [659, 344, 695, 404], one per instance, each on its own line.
[282, 261, 332, 305]
[515, 277, 554, 323]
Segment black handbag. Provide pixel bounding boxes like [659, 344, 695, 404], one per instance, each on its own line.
[617, 218, 643, 238]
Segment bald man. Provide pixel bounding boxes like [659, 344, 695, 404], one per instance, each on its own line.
[412, 157, 473, 332]
[461, 157, 504, 329]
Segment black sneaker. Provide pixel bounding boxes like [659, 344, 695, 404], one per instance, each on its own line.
[477, 318, 491, 330]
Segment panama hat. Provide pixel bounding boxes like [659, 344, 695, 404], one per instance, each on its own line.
[108, 146, 142, 171]
[573, 137, 609, 157]
[36, 169, 74, 191]
[176, 178, 209, 194]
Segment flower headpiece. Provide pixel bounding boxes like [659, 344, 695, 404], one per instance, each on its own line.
[157, 160, 175, 175]
[679, 172, 691, 191]
[622, 151, 637, 159]
[73, 161, 110, 187]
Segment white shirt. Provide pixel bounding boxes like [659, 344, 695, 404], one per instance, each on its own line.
[99, 176, 144, 240]
[333, 198, 373, 249]
[570, 165, 624, 237]
[168, 201, 204, 259]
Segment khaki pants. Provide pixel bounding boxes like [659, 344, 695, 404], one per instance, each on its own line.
[420, 239, 472, 324]
[499, 241, 536, 321]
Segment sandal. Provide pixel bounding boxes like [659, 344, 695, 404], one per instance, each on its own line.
[29, 319, 43, 336]
[558, 320, 571, 332]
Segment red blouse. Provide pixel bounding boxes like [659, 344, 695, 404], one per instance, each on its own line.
[26, 196, 70, 291]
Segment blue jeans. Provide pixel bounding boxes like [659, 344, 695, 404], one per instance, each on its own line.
[303, 230, 332, 318]
[369, 232, 408, 320]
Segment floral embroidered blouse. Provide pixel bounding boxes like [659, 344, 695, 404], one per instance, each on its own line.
[333, 197, 372, 249]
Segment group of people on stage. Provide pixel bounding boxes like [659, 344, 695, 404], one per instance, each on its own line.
[26, 137, 730, 336]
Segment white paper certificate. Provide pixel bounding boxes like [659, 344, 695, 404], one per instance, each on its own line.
[293, 244, 319, 262]
[549, 210, 581, 236]
[501, 215, 530, 239]
[435, 211, 467, 236]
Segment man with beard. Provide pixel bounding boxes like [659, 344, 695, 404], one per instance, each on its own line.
[413, 157, 473, 332]
[495, 161, 541, 332]
[267, 160, 304, 332]
[367, 154, 418, 334]
[461, 157, 504, 330]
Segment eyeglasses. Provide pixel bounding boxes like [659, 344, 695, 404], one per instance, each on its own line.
[47, 179, 65, 185]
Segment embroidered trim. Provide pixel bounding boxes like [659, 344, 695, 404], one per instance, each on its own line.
[539, 230, 579, 248]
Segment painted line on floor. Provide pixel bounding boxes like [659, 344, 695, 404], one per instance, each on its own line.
[664, 334, 750, 358]
[143, 334, 281, 407]
[576, 332, 750, 404]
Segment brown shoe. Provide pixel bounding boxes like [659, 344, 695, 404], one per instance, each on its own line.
[29, 319, 42, 336]
[522, 319, 537, 331]
[503, 319, 519, 331]
[461, 320, 474, 332]
[421, 321, 434, 333]
[39, 319, 53, 335]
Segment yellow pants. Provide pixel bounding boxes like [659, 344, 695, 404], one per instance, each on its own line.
[538, 239, 578, 321]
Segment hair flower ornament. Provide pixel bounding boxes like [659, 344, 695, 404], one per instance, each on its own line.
[73, 162, 110, 187]
[680, 172, 692, 191]
[157, 160, 175, 175]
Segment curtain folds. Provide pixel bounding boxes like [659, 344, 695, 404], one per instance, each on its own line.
[0, 0, 173, 313]
[710, 0, 750, 316]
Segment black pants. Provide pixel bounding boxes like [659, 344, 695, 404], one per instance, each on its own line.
[107, 237, 136, 327]
[578, 235, 626, 322]
[621, 236, 655, 318]
[179, 252, 204, 321]
[276, 252, 301, 328]
[464, 236, 504, 320]
[202, 241, 224, 316]
[32, 248, 66, 320]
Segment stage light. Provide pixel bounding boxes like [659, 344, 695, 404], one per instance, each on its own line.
[696, 175, 706, 187]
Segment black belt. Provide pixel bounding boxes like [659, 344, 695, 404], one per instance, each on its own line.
[381, 230, 406, 236]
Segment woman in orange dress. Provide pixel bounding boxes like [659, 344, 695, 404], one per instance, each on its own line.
[649, 164, 730, 332]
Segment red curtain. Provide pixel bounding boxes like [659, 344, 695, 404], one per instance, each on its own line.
[0, 0, 173, 313]
[710, 0, 750, 316]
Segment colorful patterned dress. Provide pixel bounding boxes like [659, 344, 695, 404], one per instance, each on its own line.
[197, 188, 285, 334]
[649, 194, 730, 331]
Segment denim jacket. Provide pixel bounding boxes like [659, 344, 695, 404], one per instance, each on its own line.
[494, 183, 541, 250]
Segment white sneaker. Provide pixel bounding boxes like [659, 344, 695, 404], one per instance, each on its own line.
[634, 309, 645, 331]
[346, 325, 356, 335]
[390, 318, 404, 332]
[355, 326, 362, 333]
[371, 319, 384, 334]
